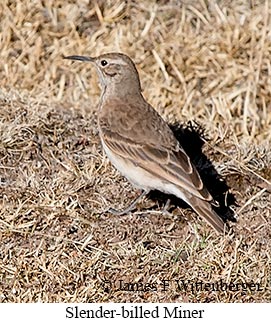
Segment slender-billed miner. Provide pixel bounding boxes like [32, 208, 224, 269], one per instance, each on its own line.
[64, 52, 228, 233]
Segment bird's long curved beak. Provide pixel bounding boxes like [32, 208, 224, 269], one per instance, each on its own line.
[63, 55, 94, 62]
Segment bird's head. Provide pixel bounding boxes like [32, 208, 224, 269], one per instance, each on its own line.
[64, 52, 142, 95]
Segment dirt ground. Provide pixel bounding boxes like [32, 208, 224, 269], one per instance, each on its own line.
[0, 0, 270, 302]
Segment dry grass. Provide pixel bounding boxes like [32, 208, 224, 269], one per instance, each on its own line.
[0, 0, 271, 302]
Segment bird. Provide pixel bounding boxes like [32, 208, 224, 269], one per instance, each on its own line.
[64, 52, 227, 233]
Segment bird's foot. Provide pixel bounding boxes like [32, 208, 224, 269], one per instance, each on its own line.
[107, 190, 148, 216]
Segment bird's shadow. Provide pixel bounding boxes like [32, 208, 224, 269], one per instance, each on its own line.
[147, 121, 237, 223]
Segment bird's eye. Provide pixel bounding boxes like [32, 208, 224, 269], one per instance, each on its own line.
[101, 60, 108, 67]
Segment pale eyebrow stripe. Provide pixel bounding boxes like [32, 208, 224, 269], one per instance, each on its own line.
[110, 58, 128, 66]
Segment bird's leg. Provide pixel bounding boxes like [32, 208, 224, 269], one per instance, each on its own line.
[162, 198, 171, 215]
[108, 190, 148, 216]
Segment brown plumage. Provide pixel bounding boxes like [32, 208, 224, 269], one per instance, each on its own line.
[64, 52, 227, 233]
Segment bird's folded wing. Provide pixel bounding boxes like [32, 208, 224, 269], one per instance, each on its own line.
[103, 131, 212, 201]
